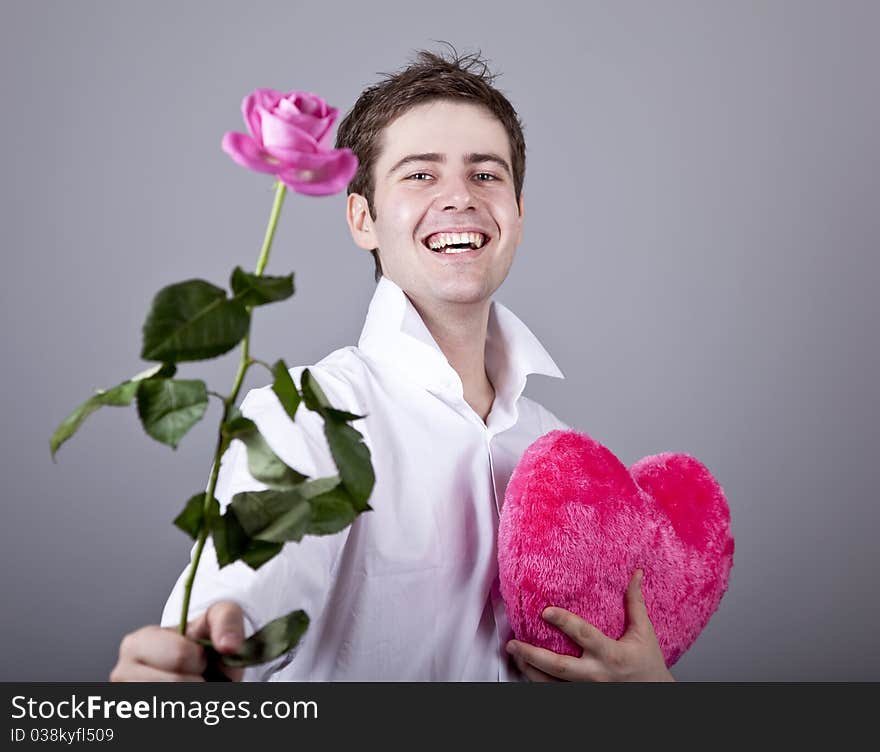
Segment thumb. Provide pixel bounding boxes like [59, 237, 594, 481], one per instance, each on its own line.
[624, 568, 650, 636]
[206, 601, 246, 654]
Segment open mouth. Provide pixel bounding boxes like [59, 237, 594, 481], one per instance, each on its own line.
[420, 232, 490, 255]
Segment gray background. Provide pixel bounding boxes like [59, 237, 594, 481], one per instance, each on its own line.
[2, 0, 877, 681]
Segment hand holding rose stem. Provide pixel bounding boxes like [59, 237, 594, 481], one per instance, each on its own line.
[51, 90, 368, 671]
[178, 179, 287, 635]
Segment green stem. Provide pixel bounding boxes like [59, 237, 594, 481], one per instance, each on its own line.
[178, 179, 289, 636]
[249, 357, 274, 374]
[256, 180, 287, 275]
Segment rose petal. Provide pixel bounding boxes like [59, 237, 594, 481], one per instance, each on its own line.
[315, 108, 339, 149]
[293, 93, 320, 116]
[308, 92, 331, 116]
[241, 93, 263, 143]
[260, 109, 320, 152]
[221, 132, 284, 175]
[276, 148, 358, 196]
[254, 88, 283, 111]
[267, 105, 336, 144]
[259, 143, 309, 165]
[291, 91, 330, 118]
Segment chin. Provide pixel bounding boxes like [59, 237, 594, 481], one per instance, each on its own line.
[430, 278, 496, 305]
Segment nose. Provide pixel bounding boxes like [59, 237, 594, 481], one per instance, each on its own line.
[437, 173, 476, 211]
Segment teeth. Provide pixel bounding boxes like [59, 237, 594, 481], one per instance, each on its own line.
[426, 231, 488, 250]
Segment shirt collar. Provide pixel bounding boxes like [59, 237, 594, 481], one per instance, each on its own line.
[357, 275, 564, 409]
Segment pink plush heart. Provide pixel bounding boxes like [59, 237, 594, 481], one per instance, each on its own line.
[498, 429, 734, 667]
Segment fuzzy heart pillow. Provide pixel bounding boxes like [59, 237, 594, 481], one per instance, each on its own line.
[498, 429, 734, 667]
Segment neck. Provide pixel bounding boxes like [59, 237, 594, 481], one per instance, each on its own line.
[409, 295, 496, 421]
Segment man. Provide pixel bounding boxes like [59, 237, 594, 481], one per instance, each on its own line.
[111, 47, 674, 682]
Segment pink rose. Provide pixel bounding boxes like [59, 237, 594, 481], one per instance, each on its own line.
[222, 89, 357, 196]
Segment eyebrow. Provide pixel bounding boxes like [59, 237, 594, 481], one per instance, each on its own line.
[387, 152, 512, 178]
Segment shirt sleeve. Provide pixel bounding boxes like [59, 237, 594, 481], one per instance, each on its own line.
[159, 365, 354, 681]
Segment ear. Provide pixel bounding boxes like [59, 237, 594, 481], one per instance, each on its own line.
[347, 193, 377, 252]
[516, 191, 525, 245]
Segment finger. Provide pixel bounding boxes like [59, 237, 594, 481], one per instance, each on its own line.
[514, 654, 560, 683]
[187, 606, 245, 682]
[120, 626, 207, 675]
[112, 661, 205, 683]
[206, 601, 246, 653]
[185, 610, 209, 641]
[515, 641, 613, 682]
[542, 607, 609, 658]
[507, 640, 582, 681]
[624, 568, 651, 636]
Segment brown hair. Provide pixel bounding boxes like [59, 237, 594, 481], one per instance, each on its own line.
[334, 42, 527, 283]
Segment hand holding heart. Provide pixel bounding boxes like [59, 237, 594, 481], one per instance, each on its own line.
[506, 568, 674, 682]
[499, 430, 735, 681]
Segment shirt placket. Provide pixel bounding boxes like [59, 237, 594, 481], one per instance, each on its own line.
[474, 419, 514, 682]
[448, 392, 520, 682]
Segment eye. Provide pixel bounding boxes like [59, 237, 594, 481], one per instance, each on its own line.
[405, 172, 499, 182]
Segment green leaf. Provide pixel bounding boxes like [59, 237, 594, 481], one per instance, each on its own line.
[223, 417, 308, 489]
[324, 418, 375, 510]
[136, 378, 208, 449]
[307, 484, 358, 536]
[296, 369, 373, 507]
[141, 279, 250, 362]
[230, 477, 367, 543]
[325, 406, 366, 422]
[210, 508, 249, 568]
[173, 493, 213, 539]
[210, 505, 282, 571]
[49, 364, 174, 459]
[299, 368, 331, 414]
[271, 360, 301, 421]
[299, 474, 343, 499]
[134, 363, 178, 381]
[240, 540, 284, 569]
[198, 609, 310, 668]
[230, 267, 294, 307]
[229, 489, 312, 543]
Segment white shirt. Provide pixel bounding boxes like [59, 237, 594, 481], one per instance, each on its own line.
[161, 275, 569, 681]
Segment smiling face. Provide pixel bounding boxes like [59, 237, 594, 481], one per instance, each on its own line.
[347, 99, 524, 310]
